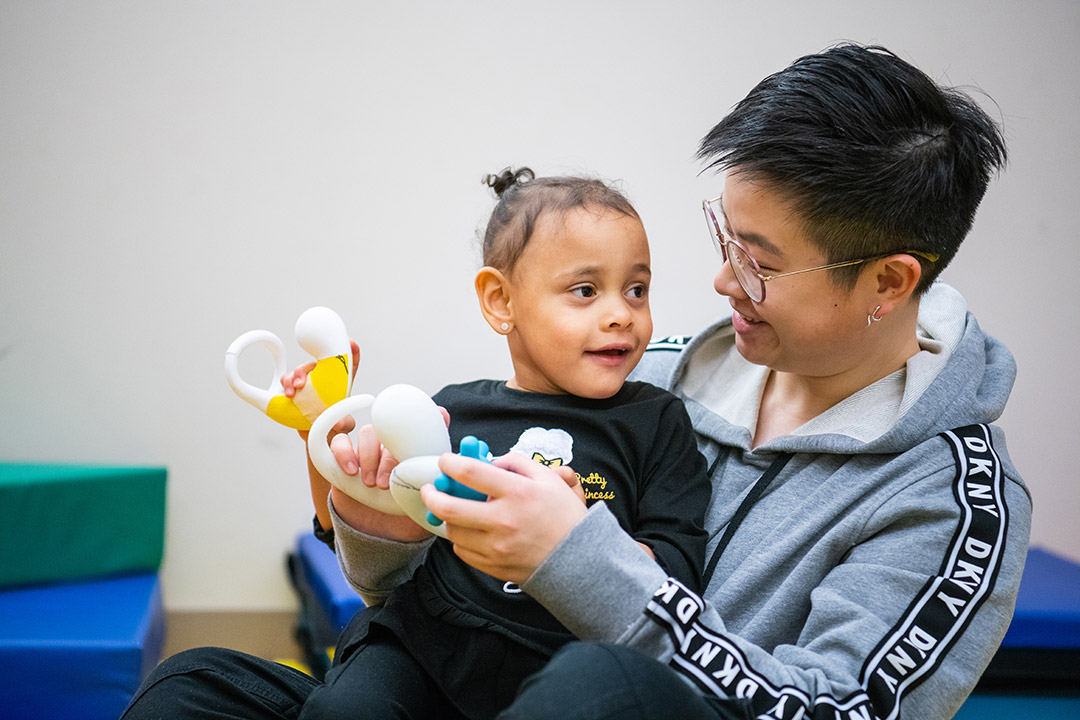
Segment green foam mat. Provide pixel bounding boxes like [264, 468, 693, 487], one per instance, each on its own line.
[0, 463, 166, 588]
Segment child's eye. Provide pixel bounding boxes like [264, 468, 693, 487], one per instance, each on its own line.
[627, 284, 648, 299]
[571, 286, 596, 298]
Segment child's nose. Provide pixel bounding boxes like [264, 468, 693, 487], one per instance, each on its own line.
[604, 298, 633, 327]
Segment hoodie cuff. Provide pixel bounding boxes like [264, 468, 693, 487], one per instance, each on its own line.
[328, 495, 433, 603]
[523, 502, 669, 643]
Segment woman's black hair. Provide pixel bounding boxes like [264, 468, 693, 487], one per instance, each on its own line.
[698, 43, 1007, 293]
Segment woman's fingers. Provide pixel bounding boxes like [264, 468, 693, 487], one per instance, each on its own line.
[420, 454, 589, 584]
[557, 465, 586, 504]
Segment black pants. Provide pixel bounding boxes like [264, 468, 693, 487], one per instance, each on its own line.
[121, 636, 468, 720]
[122, 641, 749, 720]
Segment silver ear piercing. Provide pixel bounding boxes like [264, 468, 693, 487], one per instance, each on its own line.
[867, 306, 883, 326]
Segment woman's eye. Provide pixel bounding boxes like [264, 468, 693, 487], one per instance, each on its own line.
[571, 286, 596, 298]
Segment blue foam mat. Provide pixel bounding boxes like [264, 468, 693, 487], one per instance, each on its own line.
[293, 533, 366, 647]
[1000, 547, 1080, 649]
[0, 572, 165, 720]
[955, 693, 1080, 719]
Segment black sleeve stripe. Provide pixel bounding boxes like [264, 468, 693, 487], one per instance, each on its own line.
[647, 335, 692, 351]
[645, 424, 1010, 720]
[648, 577, 874, 716]
[861, 424, 1008, 720]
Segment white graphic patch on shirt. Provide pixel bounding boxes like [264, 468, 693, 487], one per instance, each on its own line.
[510, 427, 574, 468]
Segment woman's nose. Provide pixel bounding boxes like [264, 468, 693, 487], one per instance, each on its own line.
[713, 259, 745, 299]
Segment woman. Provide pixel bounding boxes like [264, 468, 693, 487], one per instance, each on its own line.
[417, 44, 1031, 720]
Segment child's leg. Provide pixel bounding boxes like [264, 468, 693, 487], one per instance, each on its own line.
[121, 647, 319, 719]
[299, 631, 465, 720]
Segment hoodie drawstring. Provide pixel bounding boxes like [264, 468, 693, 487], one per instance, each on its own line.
[701, 452, 794, 588]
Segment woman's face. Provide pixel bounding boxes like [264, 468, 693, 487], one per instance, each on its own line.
[713, 173, 879, 380]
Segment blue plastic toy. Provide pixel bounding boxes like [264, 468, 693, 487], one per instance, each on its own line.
[427, 436, 491, 526]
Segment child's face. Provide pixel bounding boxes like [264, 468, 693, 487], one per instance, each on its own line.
[504, 206, 653, 399]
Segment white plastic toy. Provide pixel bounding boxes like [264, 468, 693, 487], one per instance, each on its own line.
[226, 309, 487, 536]
[224, 307, 354, 432]
[307, 384, 458, 537]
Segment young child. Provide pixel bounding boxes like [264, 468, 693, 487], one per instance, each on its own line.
[298, 167, 710, 719]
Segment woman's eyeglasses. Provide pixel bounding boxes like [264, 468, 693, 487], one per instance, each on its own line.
[702, 197, 939, 303]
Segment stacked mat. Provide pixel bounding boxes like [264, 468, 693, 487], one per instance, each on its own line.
[977, 546, 1080, 689]
[0, 463, 167, 720]
[955, 546, 1080, 718]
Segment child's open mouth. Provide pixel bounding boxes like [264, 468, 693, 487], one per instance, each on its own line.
[588, 347, 629, 358]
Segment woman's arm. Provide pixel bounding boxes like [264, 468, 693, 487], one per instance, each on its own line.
[425, 446, 1032, 719]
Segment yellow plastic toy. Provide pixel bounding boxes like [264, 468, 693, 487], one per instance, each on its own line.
[226, 309, 479, 536]
[224, 307, 354, 432]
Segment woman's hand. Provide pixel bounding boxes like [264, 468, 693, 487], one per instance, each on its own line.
[421, 452, 589, 584]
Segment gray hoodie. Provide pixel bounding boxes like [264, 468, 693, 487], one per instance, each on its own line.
[331, 283, 1031, 720]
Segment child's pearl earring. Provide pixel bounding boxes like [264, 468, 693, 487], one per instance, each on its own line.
[500, 322, 510, 332]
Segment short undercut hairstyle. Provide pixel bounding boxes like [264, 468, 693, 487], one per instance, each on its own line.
[698, 43, 1007, 293]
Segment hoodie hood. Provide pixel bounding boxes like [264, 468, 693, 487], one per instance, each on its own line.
[637, 283, 1017, 456]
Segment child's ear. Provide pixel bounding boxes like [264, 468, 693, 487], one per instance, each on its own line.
[475, 266, 514, 335]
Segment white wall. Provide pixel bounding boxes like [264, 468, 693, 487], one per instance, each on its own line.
[2, 0, 1076, 612]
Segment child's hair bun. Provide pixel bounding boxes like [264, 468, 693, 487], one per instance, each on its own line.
[482, 166, 535, 197]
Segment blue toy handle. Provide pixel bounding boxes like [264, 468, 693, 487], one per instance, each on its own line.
[427, 436, 490, 526]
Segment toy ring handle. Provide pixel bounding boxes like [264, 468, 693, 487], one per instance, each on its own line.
[307, 394, 406, 516]
[224, 330, 287, 413]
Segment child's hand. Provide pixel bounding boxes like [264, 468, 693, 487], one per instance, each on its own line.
[329, 406, 453, 490]
[286, 340, 362, 438]
[326, 404, 452, 542]
[282, 340, 361, 398]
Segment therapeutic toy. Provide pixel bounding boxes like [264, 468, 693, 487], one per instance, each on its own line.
[427, 436, 491, 527]
[224, 308, 487, 535]
[224, 307, 354, 432]
[307, 385, 489, 538]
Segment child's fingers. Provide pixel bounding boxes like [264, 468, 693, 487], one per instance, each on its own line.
[353, 424, 388, 489]
[332, 415, 357, 435]
[375, 446, 399, 490]
[349, 341, 360, 380]
[329, 432, 360, 480]
[281, 361, 316, 398]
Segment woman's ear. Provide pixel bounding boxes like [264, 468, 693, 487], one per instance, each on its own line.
[475, 266, 514, 334]
[873, 254, 923, 316]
